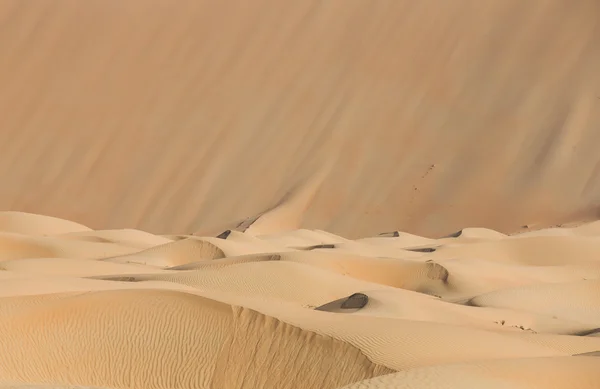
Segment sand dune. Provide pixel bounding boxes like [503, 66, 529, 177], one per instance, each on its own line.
[100, 238, 226, 267]
[1, 1, 599, 238]
[0, 289, 393, 389]
[468, 279, 600, 326]
[0, 211, 599, 387]
[2, 1, 600, 387]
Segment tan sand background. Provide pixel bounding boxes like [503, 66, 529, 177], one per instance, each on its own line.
[1, 0, 600, 238]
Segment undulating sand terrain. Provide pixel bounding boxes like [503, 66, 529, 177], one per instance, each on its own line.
[2, 1, 600, 388]
[0, 211, 600, 388]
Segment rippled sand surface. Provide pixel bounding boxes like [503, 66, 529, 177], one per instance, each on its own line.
[0, 212, 599, 388]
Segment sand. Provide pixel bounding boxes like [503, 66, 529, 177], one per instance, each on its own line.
[0, 212, 598, 388]
[2, 1, 600, 388]
[1, 1, 600, 238]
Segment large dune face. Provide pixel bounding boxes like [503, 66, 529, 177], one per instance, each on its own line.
[1, 1, 599, 237]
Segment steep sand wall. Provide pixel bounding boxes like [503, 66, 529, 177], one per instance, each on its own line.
[0, 1, 599, 238]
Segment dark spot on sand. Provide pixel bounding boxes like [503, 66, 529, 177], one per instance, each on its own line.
[304, 244, 336, 250]
[216, 230, 232, 239]
[405, 247, 437, 253]
[315, 292, 369, 312]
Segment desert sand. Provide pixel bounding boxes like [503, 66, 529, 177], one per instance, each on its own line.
[2, 1, 600, 388]
[0, 211, 599, 388]
[1, 1, 600, 238]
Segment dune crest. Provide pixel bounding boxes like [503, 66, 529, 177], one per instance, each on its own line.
[0, 289, 392, 389]
[101, 238, 226, 267]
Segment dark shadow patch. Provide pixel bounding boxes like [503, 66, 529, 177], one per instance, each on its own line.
[297, 243, 336, 251]
[443, 230, 463, 238]
[404, 247, 437, 253]
[216, 230, 232, 240]
[235, 214, 262, 232]
[341, 293, 369, 309]
[576, 328, 600, 336]
[315, 293, 369, 313]
[88, 275, 140, 282]
[378, 231, 400, 238]
[573, 350, 600, 357]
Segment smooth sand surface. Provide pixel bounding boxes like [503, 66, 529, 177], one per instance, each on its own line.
[0, 212, 599, 388]
[1, 1, 600, 238]
[340, 357, 600, 389]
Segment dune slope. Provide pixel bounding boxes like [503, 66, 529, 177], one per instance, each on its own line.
[1, 1, 599, 237]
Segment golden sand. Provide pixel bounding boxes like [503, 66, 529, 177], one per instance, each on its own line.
[0, 212, 598, 388]
[1, 1, 600, 388]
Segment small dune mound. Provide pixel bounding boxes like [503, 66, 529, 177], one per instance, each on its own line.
[357, 232, 438, 250]
[315, 292, 369, 313]
[101, 238, 226, 267]
[442, 227, 507, 240]
[141, 238, 226, 260]
[0, 234, 58, 260]
[166, 253, 281, 271]
[467, 279, 600, 326]
[0, 212, 92, 236]
[282, 252, 451, 295]
[234, 167, 331, 237]
[342, 289, 600, 336]
[431, 235, 600, 267]
[259, 229, 350, 248]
